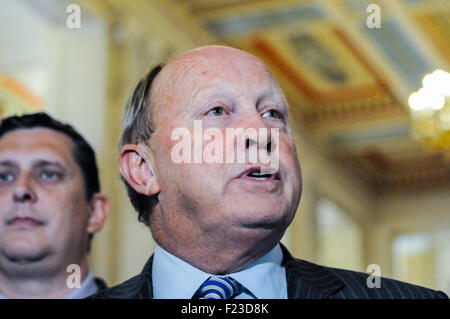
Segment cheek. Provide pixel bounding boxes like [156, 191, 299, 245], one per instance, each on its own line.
[41, 187, 89, 227]
[279, 136, 302, 182]
[157, 157, 227, 214]
[0, 188, 11, 208]
[277, 135, 297, 163]
[170, 162, 224, 193]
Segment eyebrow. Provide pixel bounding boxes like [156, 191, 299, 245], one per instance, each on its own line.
[31, 160, 67, 170]
[256, 90, 288, 111]
[0, 161, 17, 168]
[0, 160, 66, 170]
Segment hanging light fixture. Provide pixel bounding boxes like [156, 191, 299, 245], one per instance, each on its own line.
[408, 69, 450, 159]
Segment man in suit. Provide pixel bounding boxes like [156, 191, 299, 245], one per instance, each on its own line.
[0, 113, 109, 298]
[92, 45, 447, 299]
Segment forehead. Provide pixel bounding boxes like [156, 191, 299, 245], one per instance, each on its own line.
[169, 48, 272, 81]
[0, 128, 75, 164]
[152, 47, 280, 109]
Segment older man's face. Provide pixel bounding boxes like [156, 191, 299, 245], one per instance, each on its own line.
[149, 47, 302, 242]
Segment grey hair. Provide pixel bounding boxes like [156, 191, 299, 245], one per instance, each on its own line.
[120, 64, 164, 147]
[119, 63, 164, 226]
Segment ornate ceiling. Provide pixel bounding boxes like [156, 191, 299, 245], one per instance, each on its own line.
[86, 0, 450, 195]
[178, 0, 450, 195]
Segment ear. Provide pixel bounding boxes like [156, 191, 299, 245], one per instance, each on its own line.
[119, 144, 160, 196]
[86, 193, 110, 234]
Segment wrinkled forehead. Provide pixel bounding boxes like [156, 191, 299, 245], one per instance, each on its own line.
[151, 47, 279, 106]
[167, 49, 271, 79]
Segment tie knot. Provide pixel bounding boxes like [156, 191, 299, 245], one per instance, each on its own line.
[194, 276, 243, 299]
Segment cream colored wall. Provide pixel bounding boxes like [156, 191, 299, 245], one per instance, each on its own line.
[393, 233, 436, 289]
[316, 198, 364, 272]
[367, 190, 450, 280]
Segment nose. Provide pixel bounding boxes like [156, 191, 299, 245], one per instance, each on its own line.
[234, 111, 275, 159]
[13, 174, 37, 203]
[245, 136, 273, 155]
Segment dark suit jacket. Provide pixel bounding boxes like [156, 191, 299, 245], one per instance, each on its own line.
[89, 245, 448, 299]
[94, 277, 108, 291]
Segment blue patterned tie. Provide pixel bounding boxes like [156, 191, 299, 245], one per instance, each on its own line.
[194, 276, 243, 299]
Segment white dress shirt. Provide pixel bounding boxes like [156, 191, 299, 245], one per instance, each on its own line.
[0, 270, 99, 299]
[152, 244, 287, 299]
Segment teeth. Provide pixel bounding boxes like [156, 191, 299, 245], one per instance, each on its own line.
[247, 170, 272, 180]
[250, 172, 264, 176]
[249, 175, 269, 180]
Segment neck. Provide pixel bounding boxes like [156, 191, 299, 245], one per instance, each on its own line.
[150, 200, 289, 274]
[154, 223, 284, 274]
[0, 258, 89, 299]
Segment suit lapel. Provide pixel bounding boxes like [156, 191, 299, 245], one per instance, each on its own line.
[135, 255, 154, 299]
[94, 277, 108, 290]
[281, 245, 345, 298]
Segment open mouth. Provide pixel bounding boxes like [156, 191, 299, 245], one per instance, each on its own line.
[247, 170, 273, 181]
[242, 168, 279, 181]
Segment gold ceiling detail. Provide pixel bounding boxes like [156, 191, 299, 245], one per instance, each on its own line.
[408, 70, 450, 160]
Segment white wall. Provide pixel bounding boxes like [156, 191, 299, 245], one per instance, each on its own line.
[0, 0, 49, 99]
[0, 0, 107, 151]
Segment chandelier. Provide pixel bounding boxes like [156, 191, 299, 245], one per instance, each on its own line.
[408, 69, 450, 159]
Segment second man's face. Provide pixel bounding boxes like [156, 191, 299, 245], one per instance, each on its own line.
[0, 128, 92, 273]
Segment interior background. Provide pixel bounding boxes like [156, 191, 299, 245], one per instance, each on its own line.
[1, 0, 449, 295]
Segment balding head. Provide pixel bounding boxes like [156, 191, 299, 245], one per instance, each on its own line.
[150, 45, 278, 132]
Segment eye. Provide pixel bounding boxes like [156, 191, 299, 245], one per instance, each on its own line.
[262, 109, 283, 119]
[0, 172, 14, 183]
[38, 170, 61, 181]
[206, 106, 227, 117]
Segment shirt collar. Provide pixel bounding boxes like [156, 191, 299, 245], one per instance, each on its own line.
[230, 244, 286, 299]
[0, 270, 98, 299]
[64, 270, 99, 299]
[152, 245, 212, 299]
[152, 244, 286, 299]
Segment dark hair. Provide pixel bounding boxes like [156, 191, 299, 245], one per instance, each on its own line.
[0, 112, 101, 251]
[119, 64, 164, 226]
